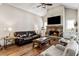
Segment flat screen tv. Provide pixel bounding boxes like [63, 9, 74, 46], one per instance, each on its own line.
[48, 16, 61, 24]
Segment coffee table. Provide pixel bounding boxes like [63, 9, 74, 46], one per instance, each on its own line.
[33, 37, 50, 48]
[48, 36, 61, 45]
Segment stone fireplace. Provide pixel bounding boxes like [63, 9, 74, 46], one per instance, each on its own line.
[46, 25, 63, 36]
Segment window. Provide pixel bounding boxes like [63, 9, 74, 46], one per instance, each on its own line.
[66, 20, 75, 31]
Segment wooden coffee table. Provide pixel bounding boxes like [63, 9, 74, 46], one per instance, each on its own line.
[33, 37, 50, 48]
[48, 36, 61, 45]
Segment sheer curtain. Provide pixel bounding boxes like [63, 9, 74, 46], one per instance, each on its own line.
[66, 20, 75, 32]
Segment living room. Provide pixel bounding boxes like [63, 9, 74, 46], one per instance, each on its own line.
[0, 3, 79, 56]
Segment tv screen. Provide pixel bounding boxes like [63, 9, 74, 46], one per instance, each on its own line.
[48, 16, 61, 24]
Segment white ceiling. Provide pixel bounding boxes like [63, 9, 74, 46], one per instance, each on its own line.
[9, 3, 60, 16]
[6, 3, 79, 16]
[61, 3, 79, 9]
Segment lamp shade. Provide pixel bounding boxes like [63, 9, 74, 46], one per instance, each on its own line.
[8, 27, 12, 32]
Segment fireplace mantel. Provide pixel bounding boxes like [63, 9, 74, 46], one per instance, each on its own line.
[47, 25, 63, 30]
[47, 24, 63, 27]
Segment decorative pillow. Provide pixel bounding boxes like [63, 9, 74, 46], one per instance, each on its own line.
[55, 44, 65, 51]
[28, 33, 31, 37]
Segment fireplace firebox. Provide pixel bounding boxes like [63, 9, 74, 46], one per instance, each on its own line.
[46, 25, 63, 37]
[49, 31, 59, 36]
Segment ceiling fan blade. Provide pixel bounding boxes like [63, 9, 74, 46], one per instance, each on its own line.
[36, 3, 53, 8]
[45, 3, 52, 6]
[37, 5, 41, 8]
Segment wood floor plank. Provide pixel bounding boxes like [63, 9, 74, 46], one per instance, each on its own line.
[0, 43, 51, 56]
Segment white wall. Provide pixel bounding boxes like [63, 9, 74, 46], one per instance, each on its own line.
[0, 4, 43, 46]
[0, 4, 43, 38]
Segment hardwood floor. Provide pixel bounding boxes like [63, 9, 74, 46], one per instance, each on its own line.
[0, 43, 51, 56]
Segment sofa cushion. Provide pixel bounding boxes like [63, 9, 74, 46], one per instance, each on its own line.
[55, 44, 65, 51]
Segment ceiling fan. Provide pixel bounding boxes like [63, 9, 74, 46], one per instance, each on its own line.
[36, 3, 53, 8]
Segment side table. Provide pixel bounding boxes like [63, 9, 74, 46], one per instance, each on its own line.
[3, 37, 16, 49]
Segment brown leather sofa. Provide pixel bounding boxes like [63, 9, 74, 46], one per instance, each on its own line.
[14, 31, 40, 46]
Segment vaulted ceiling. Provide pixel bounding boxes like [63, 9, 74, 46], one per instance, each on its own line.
[6, 3, 79, 16]
[9, 3, 60, 16]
